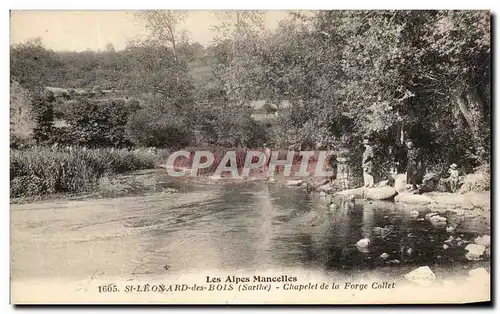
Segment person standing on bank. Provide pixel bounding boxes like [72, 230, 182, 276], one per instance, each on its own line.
[336, 155, 351, 190]
[362, 138, 375, 188]
[406, 140, 421, 192]
[263, 143, 272, 179]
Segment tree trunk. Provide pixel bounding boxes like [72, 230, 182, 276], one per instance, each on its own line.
[455, 87, 487, 162]
[170, 37, 180, 84]
[171, 39, 177, 62]
[400, 121, 404, 145]
[232, 12, 241, 58]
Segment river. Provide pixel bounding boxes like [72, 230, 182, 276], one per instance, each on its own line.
[11, 171, 490, 284]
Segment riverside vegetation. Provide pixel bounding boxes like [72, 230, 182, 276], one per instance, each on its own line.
[10, 147, 162, 198]
[10, 11, 490, 200]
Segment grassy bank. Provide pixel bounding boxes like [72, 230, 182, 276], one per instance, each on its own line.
[10, 147, 169, 198]
[9, 146, 310, 199]
[9, 146, 274, 199]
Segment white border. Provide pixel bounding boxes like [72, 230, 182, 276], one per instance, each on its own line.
[1, 0, 498, 312]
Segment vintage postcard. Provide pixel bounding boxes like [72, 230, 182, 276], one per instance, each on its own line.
[10, 10, 491, 304]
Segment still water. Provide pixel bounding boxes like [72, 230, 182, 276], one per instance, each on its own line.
[11, 173, 490, 281]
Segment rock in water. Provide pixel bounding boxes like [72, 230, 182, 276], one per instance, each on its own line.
[317, 184, 334, 193]
[468, 268, 490, 286]
[429, 215, 447, 228]
[395, 193, 433, 205]
[394, 174, 407, 193]
[425, 212, 438, 220]
[335, 187, 365, 198]
[465, 244, 486, 260]
[285, 180, 304, 187]
[373, 227, 384, 236]
[387, 259, 401, 265]
[364, 186, 397, 200]
[375, 180, 389, 187]
[372, 225, 393, 238]
[404, 266, 436, 286]
[163, 187, 178, 193]
[380, 253, 390, 260]
[409, 210, 420, 218]
[429, 215, 447, 223]
[356, 238, 370, 248]
[474, 235, 491, 248]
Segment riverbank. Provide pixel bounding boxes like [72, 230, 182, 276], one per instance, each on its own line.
[213, 172, 492, 213]
[170, 170, 491, 216]
[270, 173, 491, 213]
[10, 147, 167, 199]
[11, 166, 491, 216]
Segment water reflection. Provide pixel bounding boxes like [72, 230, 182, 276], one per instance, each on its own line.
[119, 182, 485, 278]
[12, 178, 489, 280]
[126, 180, 488, 276]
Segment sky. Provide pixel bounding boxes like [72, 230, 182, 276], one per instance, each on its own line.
[10, 10, 290, 51]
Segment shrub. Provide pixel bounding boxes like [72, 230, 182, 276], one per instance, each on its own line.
[125, 108, 195, 149]
[10, 147, 161, 198]
[62, 98, 141, 147]
[10, 133, 35, 149]
[196, 105, 269, 148]
[10, 80, 35, 141]
[459, 163, 490, 193]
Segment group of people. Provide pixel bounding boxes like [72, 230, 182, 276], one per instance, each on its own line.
[335, 137, 461, 193]
[261, 138, 461, 193]
[361, 138, 460, 193]
[359, 138, 425, 192]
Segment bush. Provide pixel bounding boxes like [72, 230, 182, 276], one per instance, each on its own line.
[126, 108, 195, 149]
[459, 163, 490, 193]
[10, 133, 35, 149]
[196, 105, 269, 148]
[62, 98, 141, 147]
[10, 147, 161, 198]
[10, 80, 35, 141]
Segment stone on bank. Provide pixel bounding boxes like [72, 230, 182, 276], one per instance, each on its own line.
[404, 266, 436, 286]
[465, 243, 486, 260]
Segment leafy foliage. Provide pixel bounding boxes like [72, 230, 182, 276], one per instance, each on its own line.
[61, 98, 141, 147]
[11, 10, 491, 183]
[125, 107, 194, 148]
[211, 10, 490, 171]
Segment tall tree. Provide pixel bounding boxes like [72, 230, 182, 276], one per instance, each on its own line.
[212, 11, 264, 56]
[210, 11, 266, 105]
[135, 10, 187, 61]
